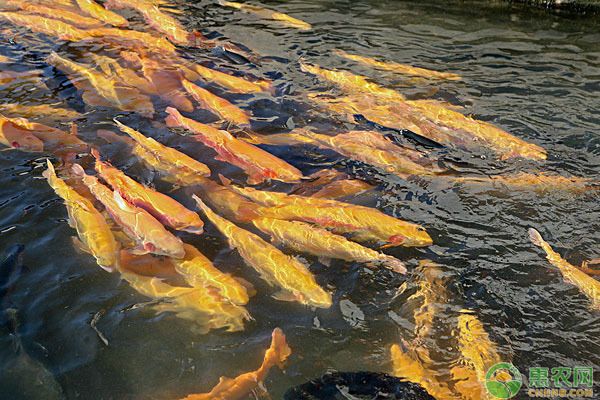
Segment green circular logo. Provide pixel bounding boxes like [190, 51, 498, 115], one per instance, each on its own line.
[485, 362, 523, 399]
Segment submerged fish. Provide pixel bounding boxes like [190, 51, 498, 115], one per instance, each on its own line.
[302, 63, 546, 160]
[453, 173, 595, 193]
[4, 0, 103, 28]
[181, 79, 250, 126]
[219, 0, 311, 30]
[0, 103, 80, 121]
[92, 149, 204, 234]
[193, 196, 332, 308]
[529, 228, 600, 309]
[44, 161, 119, 271]
[191, 62, 271, 94]
[0, 70, 43, 87]
[47, 52, 155, 117]
[89, 26, 177, 53]
[120, 271, 250, 333]
[390, 344, 454, 400]
[290, 169, 374, 199]
[89, 53, 157, 96]
[75, 0, 129, 27]
[72, 164, 185, 259]
[451, 311, 502, 400]
[173, 243, 251, 305]
[229, 186, 432, 248]
[181, 328, 291, 400]
[0, 12, 90, 41]
[252, 217, 406, 273]
[334, 49, 461, 81]
[115, 120, 211, 182]
[165, 107, 302, 184]
[105, 0, 192, 45]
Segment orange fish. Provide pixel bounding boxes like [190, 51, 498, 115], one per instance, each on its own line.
[180, 328, 291, 400]
[92, 149, 204, 234]
[75, 0, 129, 27]
[181, 79, 250, 126]
[3, 0, 103, 28]
[73, 164, 185, 259]
[0, 103, 81, 121]
[0, 12, 90, 41]
[44, 161, 119, 271]
[290, 169, 373, 199]
[47, 52, 155, 117]
[229, 185, 432, 247]
[334, 49, 461, 81]
[105, 0, 192, 45]
[165, 107, 303, 184]
[192, 63, 271, 94]
[89, 53, 157, 96]
[194, 196, 332, 308]
[88, 26, 177, 53]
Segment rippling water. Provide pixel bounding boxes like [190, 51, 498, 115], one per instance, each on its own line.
[1, 1, 600, 399]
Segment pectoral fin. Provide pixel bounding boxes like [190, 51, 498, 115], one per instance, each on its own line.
[71, 236, 91, 255]
[318, 257, 331, 267]
[272, 290, 300, 303]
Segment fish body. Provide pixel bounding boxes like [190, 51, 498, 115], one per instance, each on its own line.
[47, 52, 155, 116]
[89, 53, 157, 95]
[192, 63, 271, 94]
[181, 79, 250, 126]
[390, 344, 454, 400]
[105, 0, 191, 44]
[73, 164, 185, 259]
[115, 120, 211, 181]
[290, 169, 373, 199]
[529, 228, 600, 309]
[3, 0, 103, 28]
[0, 104, 80, 121]
[253, 217, 406, 273]
[174, 243, 250, 305]
[0, 12, 90, 41]
[334, 49, 461, 80]
[120, 271, 249, 332]
[88, 27, 176, 53]
[75, 0, 129, 27]
[137, 55, 194, 112]
[165, 107, 302, 184]
[454, 173, 593, 193]
[193, 196, 332, 308]
[219, 0, 311, 30]
[230, 186, 432, 247]
[43, 161, 119, 270]
[93, 150, 204, 234]
[181, 328, 291, 400]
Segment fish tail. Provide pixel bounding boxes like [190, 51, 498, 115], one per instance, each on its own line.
[265, 328, 292, 369]
[71, 163, 86, 178]
[164, 106, 181, 128]
[528, 228, 545, 248]
[42, 159, 55, 180]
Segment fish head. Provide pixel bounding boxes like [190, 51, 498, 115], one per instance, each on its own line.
[153, 236, 186, 259]
[306, 288, 333, 309]
[386, 226, 432, 248]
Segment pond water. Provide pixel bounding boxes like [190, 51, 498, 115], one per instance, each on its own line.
[1, 0, 600, 399]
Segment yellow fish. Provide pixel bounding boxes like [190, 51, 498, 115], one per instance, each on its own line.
[229, 186, 432, 247]
[89, 53, 157, 96]
[73, 164, 185, 259]
[92, 149, 204, 234]
[252, 217, 406, 273]
[0, 70, 44, 87]
[120, 271, 250, 333]
[173, 243, 251, 306]
[193, 196, 332, 308]
[181, 79, 251, 126]
[43, 160, 119, 271]
[290, 169, 374, 200]
[452, 311, 502, 400]
[88, 26, 177, 53]
[75, 0, 129, 27]
[192, 62, 272, 94]
[180, 328, 291, 399]
[165, 107, 303, 184]
[529, 228, 600, 309]
[0, 103, 80, 121]
[3, 0, 103, 28]
[115, 120, 211, 180]
[47, 52, 155, 117]
[334, 49, 461, 81]
[219, 0, 311, 30]
[390, 344, 455, 399]
[105, 0, 192, 45]
[0, 12, 90, 41]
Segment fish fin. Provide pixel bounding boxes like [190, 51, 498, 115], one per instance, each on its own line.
[71, 163, 86, 177]
[318, 257, 331, 267]
[234, 277, 256, 297]
[71, 237, 91, 255]
[129, 246, 151, 256]
[113, 191, 132, 212]
[272, 290, 300, 303]
[164, 113, 179, 129]
[528, 228, 544, 247]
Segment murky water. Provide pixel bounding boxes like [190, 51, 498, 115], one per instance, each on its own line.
[1, 0, 600, 399]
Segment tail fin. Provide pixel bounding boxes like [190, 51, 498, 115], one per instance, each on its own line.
[265, 328, 291, 369]
[528, 228, 544, 248]
[42, 159, 55, 181]
[164, 106, 181, 129]
[71, 163, 86, 178]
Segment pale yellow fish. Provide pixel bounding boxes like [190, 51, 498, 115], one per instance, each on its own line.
[219, 0, 311, 30]
[289, 169, 374, 199]
[73, 164, 185, 259]
[192, 62, 272, 94]
[181, 79, 251, 126]
[334, 49, 461, 81]
[180, 328, 291, 399]
[0, 103, 81, 120]
[228, 185, 432, 247]
[4, 0, 104, 28]
[120, 271, 250, 333]
[43, 160, 119, 271]
[174, 243, 251, 306]
[0, 12, 91, 41]
[252, 217, 406, 273]
[75, 0, 129, 27]
[529, 228, 600, 309]
[390, 344, 455, 399]
[89, 53, 157, 95]
[47, 52, 155, 117]
[452, 311, 502, 400]
[193, 195, 332, 308]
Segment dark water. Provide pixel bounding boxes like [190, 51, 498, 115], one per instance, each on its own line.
[1, 0, 600, 399]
